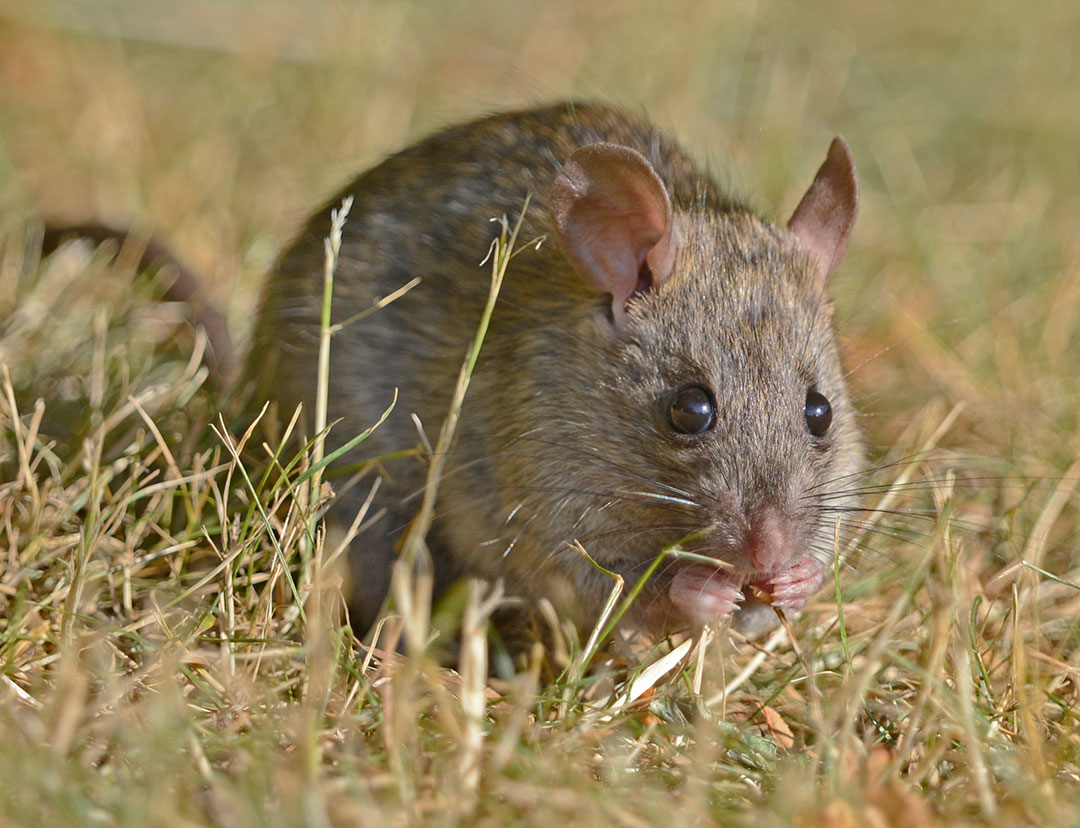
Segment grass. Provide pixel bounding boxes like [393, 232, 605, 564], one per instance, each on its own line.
[2, 0, 1080, 824]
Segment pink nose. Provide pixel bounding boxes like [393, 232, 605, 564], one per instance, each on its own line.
[745, 509, 790, 572]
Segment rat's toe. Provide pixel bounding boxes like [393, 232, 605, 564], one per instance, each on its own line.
[670, 564, 744, 626]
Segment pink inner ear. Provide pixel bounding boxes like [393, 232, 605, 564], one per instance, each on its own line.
[552, 143, 678, 328]
[787, 136, 859, 284]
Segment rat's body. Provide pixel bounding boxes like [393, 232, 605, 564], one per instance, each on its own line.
[253, 102, 862, 638]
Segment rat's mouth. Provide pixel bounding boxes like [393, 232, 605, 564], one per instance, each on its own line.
[667, 556, 826, 628]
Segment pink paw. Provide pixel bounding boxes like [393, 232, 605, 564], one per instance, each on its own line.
[669, 564, 744, 626]
[759, 556, 826, 610]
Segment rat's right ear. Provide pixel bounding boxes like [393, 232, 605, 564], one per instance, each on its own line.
[787, 136, 859, 285]
[552, 143, 679, 329]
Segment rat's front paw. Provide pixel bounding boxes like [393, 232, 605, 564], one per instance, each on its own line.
[669, 564, 744, 626]
[760, 556, 826, 610]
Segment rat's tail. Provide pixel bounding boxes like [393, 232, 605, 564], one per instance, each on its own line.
[40, 223, 238, 387]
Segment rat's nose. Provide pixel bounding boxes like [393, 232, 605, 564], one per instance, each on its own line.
[745, 508, 791, 573]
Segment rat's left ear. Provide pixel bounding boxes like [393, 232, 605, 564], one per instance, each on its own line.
[787, 136, 858, 284]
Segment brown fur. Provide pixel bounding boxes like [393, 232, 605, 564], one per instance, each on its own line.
[252, 102, 862, 636]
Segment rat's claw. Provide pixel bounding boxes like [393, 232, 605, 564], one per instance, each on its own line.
[760, 556, 826, 610]
[670, 563, 745, 626]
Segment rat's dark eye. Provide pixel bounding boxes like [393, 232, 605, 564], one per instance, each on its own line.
[669, 385, 716, 435]
[804, 389, 832, 437]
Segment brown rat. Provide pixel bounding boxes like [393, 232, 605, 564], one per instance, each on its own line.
[253, 101, 862, 639]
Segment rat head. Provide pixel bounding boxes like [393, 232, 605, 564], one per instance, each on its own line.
[542, 137, 861, 632]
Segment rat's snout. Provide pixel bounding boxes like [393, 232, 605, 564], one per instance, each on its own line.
[666, 503, 820, 628]
[744, 507, 794, 573]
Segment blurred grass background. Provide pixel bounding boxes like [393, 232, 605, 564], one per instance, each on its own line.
[1, 0, 1079, 824]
